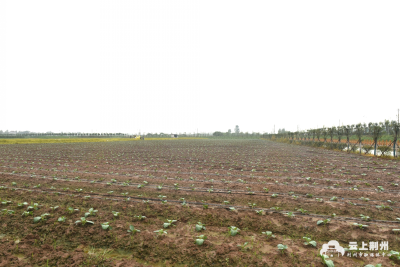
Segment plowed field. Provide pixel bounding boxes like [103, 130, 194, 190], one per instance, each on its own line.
[1, 139, 400, 266]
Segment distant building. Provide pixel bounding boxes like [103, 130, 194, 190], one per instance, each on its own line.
[171, 134, 178, 138]
[9, 131, 17, 135]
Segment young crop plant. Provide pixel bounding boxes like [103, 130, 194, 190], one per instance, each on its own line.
[317, 219, 331, 226]
[154, 229, 167, 236]
[360, 214, 370, 221]
[284, 211, 295, 218]
[27, 203, 40, 211]
[127, 225, 140, 234]
[228, 226, 240, 236]
[261, 231, 275, 239]
[256, 210, 263, 215]
[163, 219, 177, 228]
[277, 244, 288, 254]
[319, 254, 335, 267]
[306, 193, 313, 198]
[364, 264, 382, 267]
[271, 194, 278, 198]
[101, 222, 112, 230]
[195, 235, 207, 246]
[112, 211, 120, 217]
[58, 216, 66, 222]
[376, 205, 393, 211]
[297, 208, 308, 214]
[376, 186, 384, 192]
[33, 213, 50, 223]
[248, 203, 257, 209]
[67, 207, 79, 214]
[17, 202, 28, 208]
[303, 237, 317, 247]
[315, 198, 323, 203]
[263, 187, 269, 193]
[353, 223, 369, 229]
[360, 197, 370, 202]
[330, 196, 338, 201]
[157, 184, 163, 190]
[75, 217, 94, 225]
[85, 208, 98, 217]
[134, 215, 146, 220]
[237, 242, 249, 251]
[195, 222, 206, 232]
[22, 211, 33, 217]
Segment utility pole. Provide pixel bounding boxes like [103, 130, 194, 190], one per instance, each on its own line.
[274, 125, 275, 134]
[398, 109, 399, 124]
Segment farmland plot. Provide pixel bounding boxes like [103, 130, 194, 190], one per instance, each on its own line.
[0, 139, 400, 266]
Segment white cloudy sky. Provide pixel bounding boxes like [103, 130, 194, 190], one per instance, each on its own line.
[1, 1, 399, 134]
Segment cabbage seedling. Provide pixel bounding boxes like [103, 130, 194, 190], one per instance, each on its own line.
[228, 226, 240, 236]
[364, 264, 381, 267]
[163, 219, 177, 228]
[319, 254, 334, 267]
[67, 207, 79, 214]
[75, 217, 94, 225]
[271, 194, 278, 198]
[237, 242, 249, 251]
[195, 235, 207, 245]
[285, 212, 295, 218]
[101, 222, 112, 230]
[261, 231, 275, 239]
[256, 210, 263, 215]
[353, 223, 368, 229]
[58, 216, 66, 222]
[50, 206, 59, 210]
[360, 214, 370, 221]
[27, 203, 40, 211]
[195, 222, 206, 232]
[85, 208, 98, 217]
[22, 211, 33, 217]
[134, 215, 146, 220]
[112, 211, 120, 217]
[17, 202, 28, 208]
[330, 196, 338, 201]
[154, 229, 167, 235]
[303, 237, 316, 247]
[33, 213, 50, 223]
[317, 219, 330, 225]
[127, 225, 140, 234]
[277, 244, 287, 254]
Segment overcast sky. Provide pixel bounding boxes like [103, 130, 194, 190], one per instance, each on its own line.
[2, 1, 399, 134]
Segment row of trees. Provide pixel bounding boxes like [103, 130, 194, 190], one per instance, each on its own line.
[264, 121, 400, 157]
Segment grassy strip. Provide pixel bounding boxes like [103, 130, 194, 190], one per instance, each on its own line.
[0, 137, 207, 145]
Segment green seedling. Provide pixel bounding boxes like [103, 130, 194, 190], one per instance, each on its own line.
[107, 191, 114, 194]
[376, 186, 384, 192]
[223, 201, 230, 205]
[33, 213, 50, 223]
[331, 213, 336, 218]
[22, 211, 33, 217]
[376, 205, 393, 211]
[163, 219, 177, 228]
[17, 202, 28, 208]
[75, 217, 94, 225]
[195, 222, 206, 232]
[353, 223, 368, 229]
[285, 212, 295, 218]
[228, 226, 240, 236]
[195, 235, 207, 245]
[237, 242, 249, 251]
[261, 231, 275, 239]
[319, 254, 334, 267]
[360, 197, 370, 202]
[315, 198, 323, 202]
[297, 208, 308, 214]
[330, 196, 338, 201]
[270, 207, 282, 211]
[154, 229, 167, 235]
[101, 222, 112, 230]
[360, 214, 370, 221]
[256, 210, 263, 215]
[134, 215, 146, 220]
[263, 187, 269, 193]
[67, 207, 79, 214]
[306, 177, 311, 181]
[50, 206, 59, 210]
[248, 203, 256, 209]
[364, 264, 382, 267]
[27, 203, 40, 211]
[157, 185, 163, 190]
[303, 237, 317, 247]
[277, 244, 288, 254]
[127, 225, 140, 234]
[112, 211, 120, 217]
[85, 208, 98, 217]
[229, 207, 236, 211]
[306, 193, 313, 198]
[58, 216, 66, 222]
[271, 194, 278, 198]
[317, 219, 330, 225]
